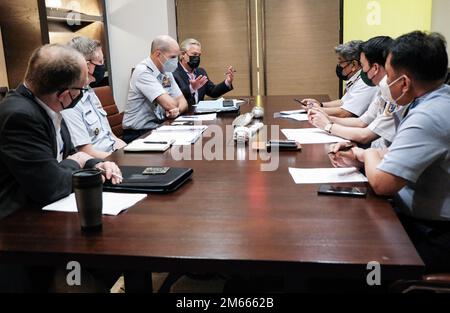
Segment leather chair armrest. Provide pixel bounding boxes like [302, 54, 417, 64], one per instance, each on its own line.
[423, 274, 450, 284]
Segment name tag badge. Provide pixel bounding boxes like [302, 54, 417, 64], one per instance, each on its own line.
[384, 102, 397, 116]
[162, 75, 172, 88]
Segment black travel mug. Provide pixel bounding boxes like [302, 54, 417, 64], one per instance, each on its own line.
[72, 169, 103, 232]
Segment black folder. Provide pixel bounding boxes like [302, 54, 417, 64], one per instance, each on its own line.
[103, 166, 193, 194]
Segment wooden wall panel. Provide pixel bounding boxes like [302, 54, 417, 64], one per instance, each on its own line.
[0, 0, 44, 88]
[45, 0, 102, 16]
[48, 22, 105, 46]
[0, 27, 9, 88]
[176, 0, 251, 97]
[264, 0, 340, 99]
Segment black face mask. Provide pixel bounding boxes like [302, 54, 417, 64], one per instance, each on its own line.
[361, 69, 376, 87]
[336, 64, 350, 81]
[59, 89, 84, 111]
[92, 63, 106, 83]
[187, 55, 201, 69]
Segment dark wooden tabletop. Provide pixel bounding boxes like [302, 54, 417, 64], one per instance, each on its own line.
[0, 95, 424, 281]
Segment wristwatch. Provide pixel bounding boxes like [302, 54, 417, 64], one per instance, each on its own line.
[324, 123, 334, 134]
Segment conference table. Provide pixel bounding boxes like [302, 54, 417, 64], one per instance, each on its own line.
[0, 95, 424, 292]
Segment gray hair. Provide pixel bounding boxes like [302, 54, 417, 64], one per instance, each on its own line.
[68, 36, 102, 60]
[180, 38, 201, 52]
[25, 44, 85, 95]
[151, 35, 178, 54]
[335, 40, 363, 61]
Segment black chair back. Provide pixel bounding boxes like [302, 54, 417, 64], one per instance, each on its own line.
[0, 87, 8, 102]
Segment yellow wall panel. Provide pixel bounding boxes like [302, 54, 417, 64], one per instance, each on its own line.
[344, 0, 432, 42]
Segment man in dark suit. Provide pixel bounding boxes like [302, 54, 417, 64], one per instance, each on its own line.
[173, 38, 235, 108]
[0, 44, 122, 221]
[0, 44, 123, 292]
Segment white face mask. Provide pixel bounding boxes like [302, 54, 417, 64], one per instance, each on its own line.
[379, 74, 407, 105]
[160, 54, 178, 73]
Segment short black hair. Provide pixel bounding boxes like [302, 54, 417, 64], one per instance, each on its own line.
[389, 31, 448, 82]
[361, 36, 394, 67]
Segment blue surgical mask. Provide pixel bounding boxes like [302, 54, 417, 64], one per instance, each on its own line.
[160, 54, 178, 73]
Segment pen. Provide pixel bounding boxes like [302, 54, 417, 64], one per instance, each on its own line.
[172, 122, 194, 126]
[143, 141, 168, 144]
[98, 167, 123, 180]
[328, 145, 354, 155]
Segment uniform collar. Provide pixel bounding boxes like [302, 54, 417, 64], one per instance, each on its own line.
[145, 57, 162, 77]
[79, 86, 94, 104]
[411, 84, 448, 108]
[402, 84, 448, 118]
[347, 69, 362, 84]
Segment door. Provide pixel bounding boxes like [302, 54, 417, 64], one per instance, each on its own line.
[264, 0, 340, 98]
[176, 0, 252, 97]
[176, 0, 341, 99]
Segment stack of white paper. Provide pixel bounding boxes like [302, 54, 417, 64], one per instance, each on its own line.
[195, 98, 243, 112]
[280, 113, 309, 122]
[145, 125, 208, 145]
[282, 128, 349, 144]
[43, 193, 148, 216]
[280, 109, 306, 115]
[289, 167, 368, 184]
[175, 113, 217, 122]
[157, 125, 208, 132]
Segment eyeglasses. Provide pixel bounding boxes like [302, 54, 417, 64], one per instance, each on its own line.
[87, 60, 104, 66]
[57, 87, 89, 97]
[338, 59, 360, 67]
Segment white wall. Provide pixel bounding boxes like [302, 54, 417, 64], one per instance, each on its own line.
[105, 0, 177, 111]
[432, 0, 450, 61]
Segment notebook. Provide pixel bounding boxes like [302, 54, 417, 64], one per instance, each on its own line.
[103, 167, 193, 194]
[124, 139, 174, 152]
[194, 98, 241, 114]
[144, 125, 208, 145]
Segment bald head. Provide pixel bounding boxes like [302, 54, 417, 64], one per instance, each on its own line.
[151, 35, 179, 54]
[25, 44, 87, 96]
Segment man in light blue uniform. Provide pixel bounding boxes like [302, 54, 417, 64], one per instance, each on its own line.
[309, 37, 397, 149]
[379, 86, 450, 221]
[122, 35, 188, 143]
[330, 31, 450, 272]
[62, 36, 126, 159]
[301, 40, 378, 118]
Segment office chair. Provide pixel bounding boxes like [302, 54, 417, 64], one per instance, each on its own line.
[0, 86, 8, 102]
[93, 86, 124, 138]
[390, 274, 450, 293]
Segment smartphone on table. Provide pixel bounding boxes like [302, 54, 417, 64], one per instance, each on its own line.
[318, 185, 367, 198]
